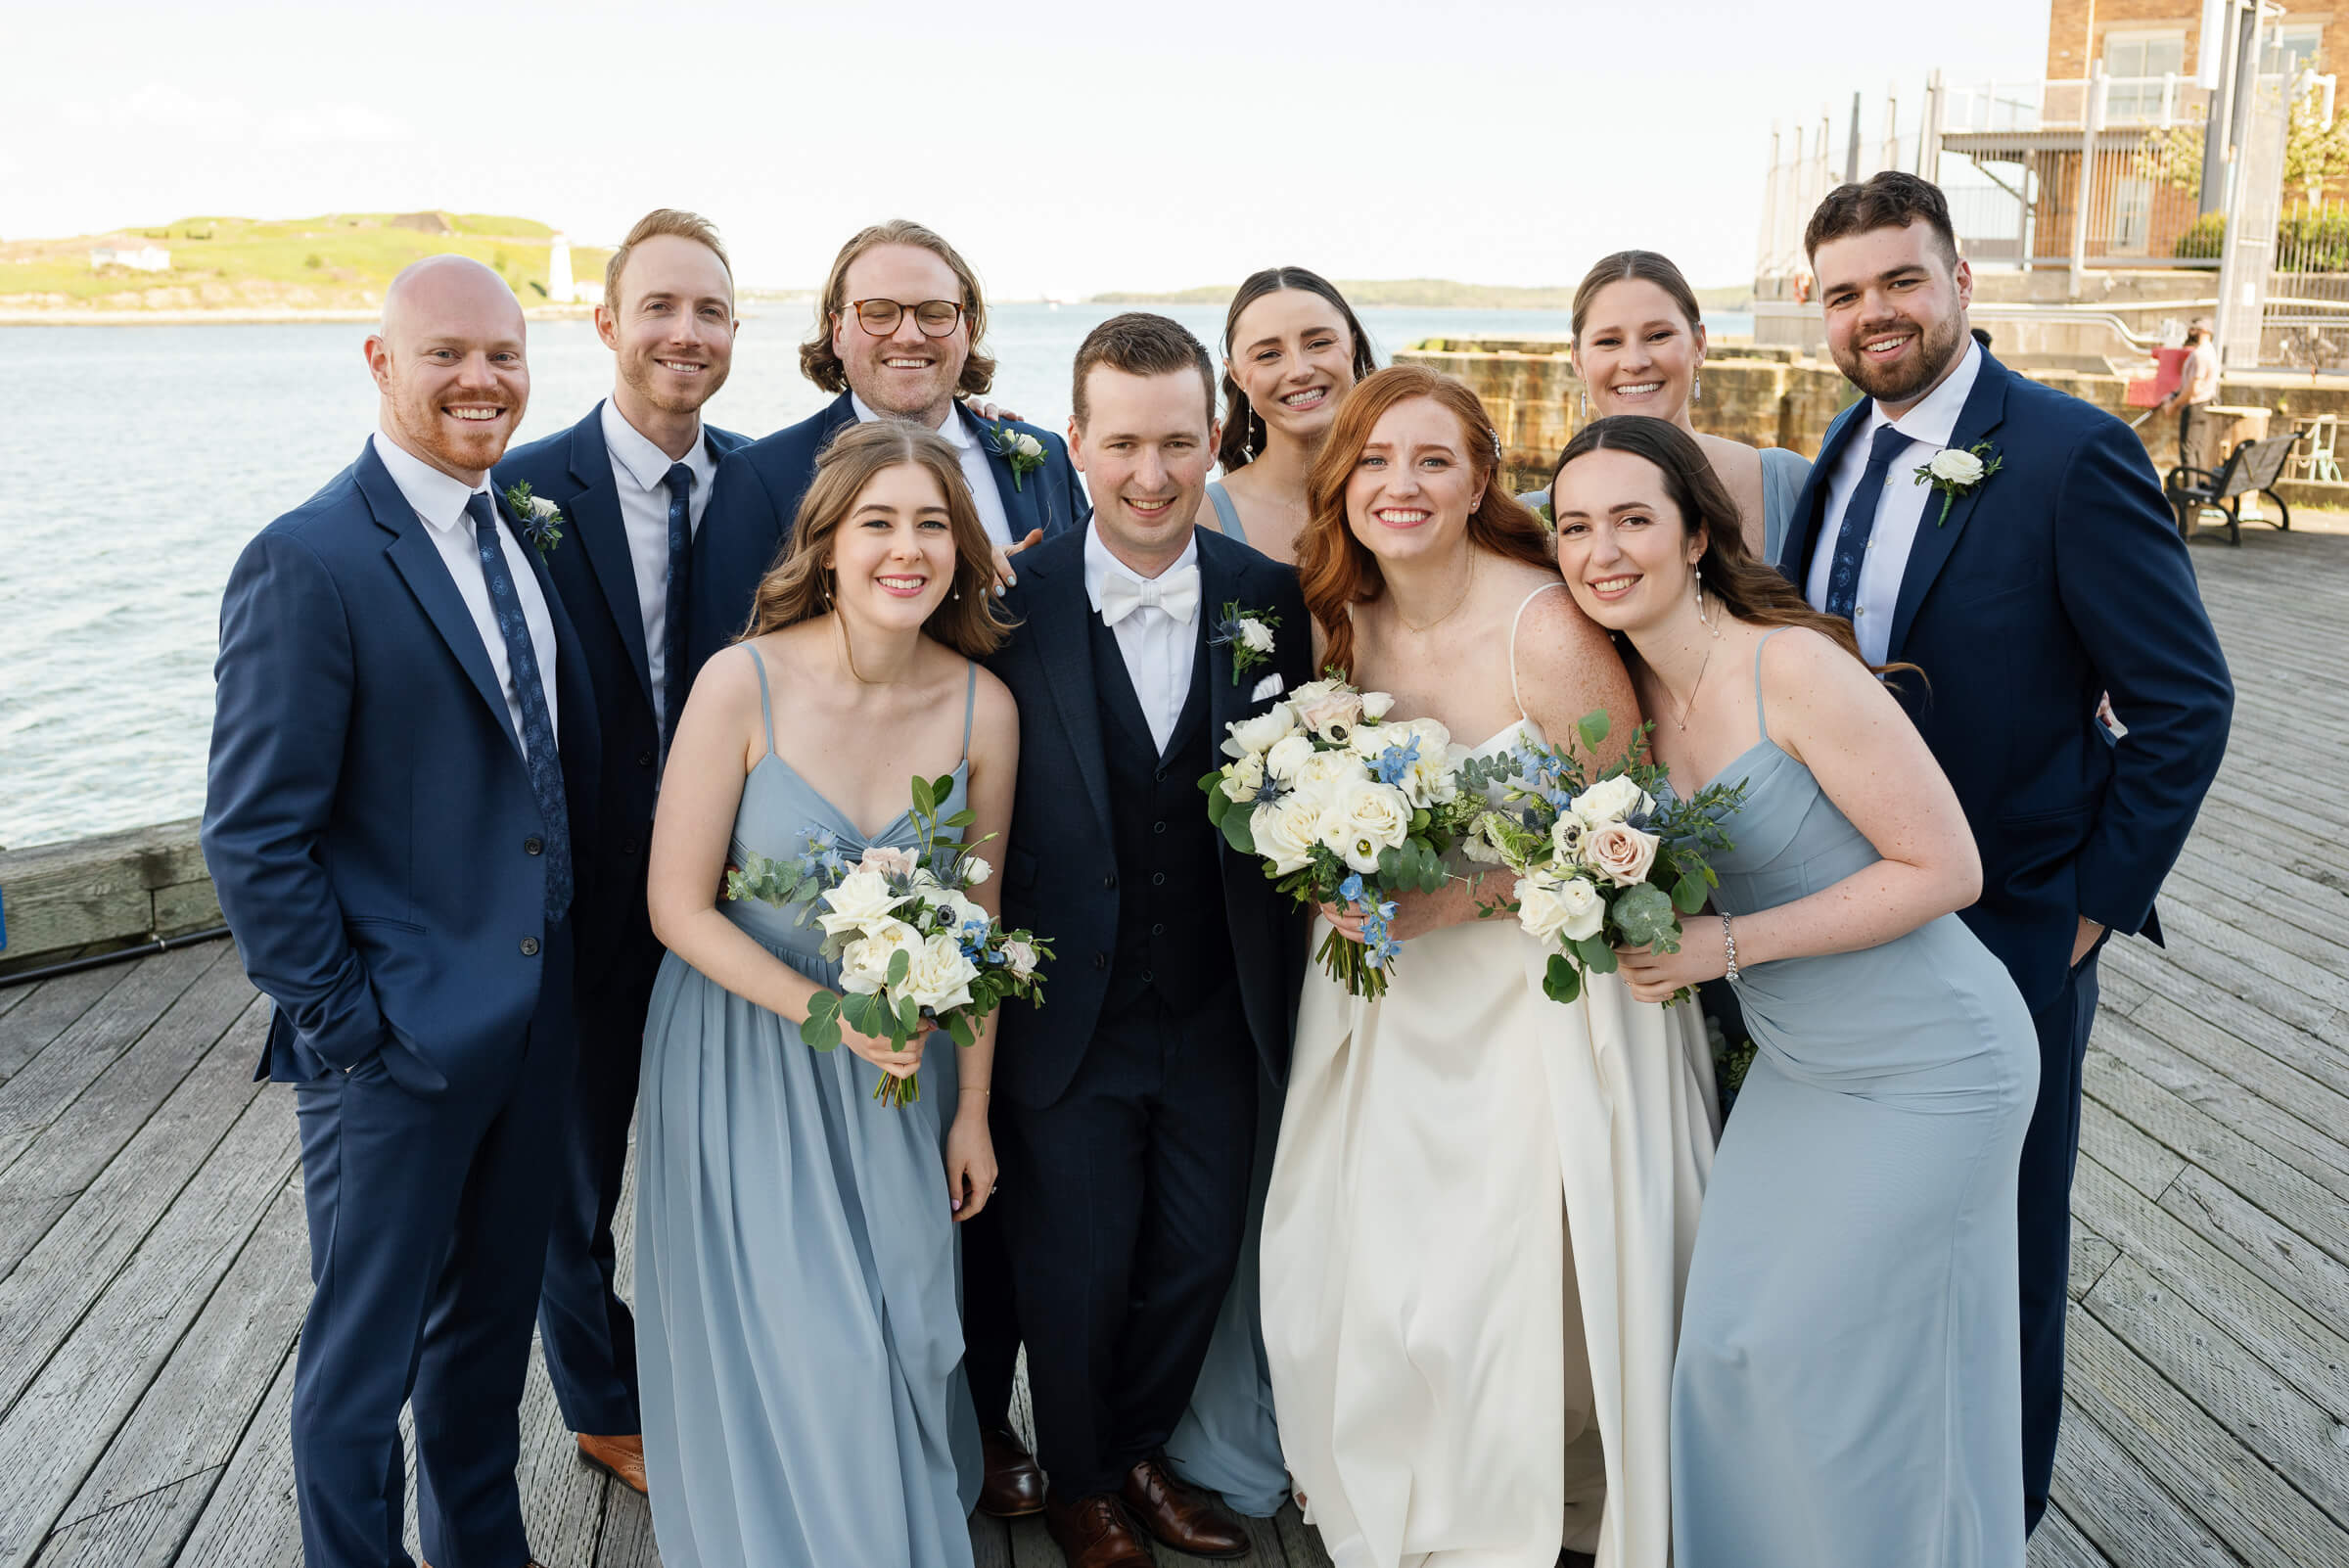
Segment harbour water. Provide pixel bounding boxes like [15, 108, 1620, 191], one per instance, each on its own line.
[0, 301, 1749, 849]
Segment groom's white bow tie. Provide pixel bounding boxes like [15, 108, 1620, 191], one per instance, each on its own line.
[1099, 563, 1201, 626]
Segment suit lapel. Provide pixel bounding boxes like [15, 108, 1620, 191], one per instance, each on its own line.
[1197, 530, 1249, 748]
[960, 403, 1046, 539]
[359, 443, 523, 758]
[1887, 354, 2011, 662]
[567, 405, 655, 711]
[1025, 547, 1115, 843]
[1780, 394, 1865, 580]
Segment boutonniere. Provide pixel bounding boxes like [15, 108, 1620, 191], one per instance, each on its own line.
[1912, 441, 2002, 527]
[984, 423, 1048, 492]
[1210, 601, 1281, 692]
[503, 482, 565, 554]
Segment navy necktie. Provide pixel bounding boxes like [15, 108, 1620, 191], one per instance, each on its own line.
[1822, 423, 1915, 623]
[465, 490, 573, 922]
[662, 462, 694, 755]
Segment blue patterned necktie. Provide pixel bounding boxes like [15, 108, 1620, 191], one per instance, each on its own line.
[464, 490, 573, 922]
[1822, 423, 1916, 623]
[661, 461, 694, 755]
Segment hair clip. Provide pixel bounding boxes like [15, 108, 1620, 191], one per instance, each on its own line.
[1490, 429, 1503, 463]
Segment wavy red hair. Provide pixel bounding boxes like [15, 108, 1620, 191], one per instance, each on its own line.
[1297, 364, 1553, 674]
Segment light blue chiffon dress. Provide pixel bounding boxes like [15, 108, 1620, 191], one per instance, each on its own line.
[634, 648, 982, 1568]
[1670, 631, 2037, 1568]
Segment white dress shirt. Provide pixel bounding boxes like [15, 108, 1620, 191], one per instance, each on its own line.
[1806, 340, 1986, 665]
[1083, 522, 1199, 754]
[851, 392, 1016, 550]
[372, 430, 561, 749]
[600, 397, 714, 731]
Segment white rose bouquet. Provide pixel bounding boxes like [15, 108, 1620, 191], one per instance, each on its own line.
[726, 772, 1053, 1107]
[1460, 711, 1744, 1006]
[1202, 674, 1478, 1000]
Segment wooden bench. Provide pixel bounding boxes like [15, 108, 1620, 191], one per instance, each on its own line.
[2164, 432, 2300, 546]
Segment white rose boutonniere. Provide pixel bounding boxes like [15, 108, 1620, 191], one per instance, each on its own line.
[503, 482, 565, 554]
[984, 423, 1049, 491]
[1211, 601, 1282, 687]
[1913, 440, 2002, 527]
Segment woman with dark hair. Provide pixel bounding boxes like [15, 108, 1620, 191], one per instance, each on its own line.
[1525, 251, 1808, 563]
[1260, 367, 1717, 1568]
[636, 421, 1023, 1567]
[1549, 417, 2033, 1568]
[1202, 266, 1378, 562]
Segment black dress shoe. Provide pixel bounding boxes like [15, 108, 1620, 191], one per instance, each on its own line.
[976, 1425, 1044, 1517]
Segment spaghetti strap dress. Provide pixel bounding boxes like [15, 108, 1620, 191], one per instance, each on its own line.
[1204, 480, 1253, 548]
[634, 649, 985, 1568]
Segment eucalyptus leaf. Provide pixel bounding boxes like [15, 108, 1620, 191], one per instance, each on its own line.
[1578, 710, 1611, 755]
[946, 1012, 977, 1048]
[1614, 881, 1679, 947]
[1574, 935, 1620, 973]
[1544, 953, 1584, 1004]
[888, 948, 912, 987]
[911, 774, 937, 817]
[1220, 806, 1257, 855]
[1672, 872, 1709, 915]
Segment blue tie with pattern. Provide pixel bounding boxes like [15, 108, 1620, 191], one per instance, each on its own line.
[662, 461, 694, 755]
[465, 490, 573, 922]
[1822, 424, 1916, 623]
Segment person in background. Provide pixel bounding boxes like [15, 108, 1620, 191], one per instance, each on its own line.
[2164, 316, 2223, 476]
[1205, 266, 1378, 562]
[203, 254, 598, 1568]
[493, 208, 748, 1496]
[685, 218, 1079, 1519]
[1779, 171, 2233, 1536]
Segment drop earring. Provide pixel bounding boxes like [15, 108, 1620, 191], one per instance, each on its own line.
[1579, 388, 1589, 418]
[1692, 373, 1702, 404]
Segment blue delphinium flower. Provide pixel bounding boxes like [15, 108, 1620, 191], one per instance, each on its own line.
[1338, 872, 1365, 906]
[1370, 735, 1422, 787]
[1359, 896, 1403, 969]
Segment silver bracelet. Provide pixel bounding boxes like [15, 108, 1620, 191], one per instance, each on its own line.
[1721, 913, 1741, 983]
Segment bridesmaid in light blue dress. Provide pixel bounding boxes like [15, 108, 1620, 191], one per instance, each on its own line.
[634, 422, 1023, 1568]
[1551, 416, 2036, 1568]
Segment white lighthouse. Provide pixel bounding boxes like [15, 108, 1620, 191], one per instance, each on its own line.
[548, 232, 577, 303]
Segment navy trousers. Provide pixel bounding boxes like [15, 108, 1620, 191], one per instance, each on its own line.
[292, 923, 575, 1568]
[2018, 941, 2103, 1534]
[536, 922, 658, 1436]
[1001, 988, 1257, 1499]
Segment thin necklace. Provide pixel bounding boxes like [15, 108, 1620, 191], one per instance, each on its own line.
[1397, 554, 1477, 635]
[1668, 594, 1718, 729]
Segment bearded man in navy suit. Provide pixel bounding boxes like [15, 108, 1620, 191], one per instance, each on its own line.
[493, 208, 747, 1495]
[204, 255, 598, 1568]
[686, 216, 1082, 1515]
[1780, 172, 2234, 1534]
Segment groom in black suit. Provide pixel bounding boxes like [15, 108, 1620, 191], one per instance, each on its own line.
[988, 314, 1310, 1568]
[1783, 172, 2234, 1533]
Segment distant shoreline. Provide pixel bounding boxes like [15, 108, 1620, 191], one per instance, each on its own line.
[0, 304, 601, 328]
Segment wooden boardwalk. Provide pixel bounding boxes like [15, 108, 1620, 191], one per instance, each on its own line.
[1, 526, 2344, 1568]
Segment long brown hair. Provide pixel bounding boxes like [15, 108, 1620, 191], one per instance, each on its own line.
[1299, 365, 1554, 674]
[1218, 266, 1378, 472]
[1550, 416, 1916, 681]
[739, 421, 1010, 659]
[799, 219, 997, 397]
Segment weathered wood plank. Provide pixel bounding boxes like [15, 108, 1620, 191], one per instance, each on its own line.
[0, 950, 256, 1276]
[0, 820, 216, 968]
[0, 944, 218, 1177]
[2161, 1167, 2349, 1349]
[2026, 1504, 2115, 1568]
[59, 1176, 306, 1530]
[971, 1512, 1014, 1568]
[1273, 1501, 1333, 1568]
[2172, 840, 2349, 952]
[2047, 1396, 2240, 1567]
[171, 1342, 301, 1568]
[2102, 938, 2349, 1102]
[2079, 1094, 2186, 1202]
[2083, 1262, 2349, 1555]
[0, 1077, 297, 1568]
[0, 967, 115, 1083]
[0, 993, 272, 1416]
[0, 984, 30, 1023]
[2071, 1226, 2121, 1303]
[511, 1339, 608, 1568]
[2116, 999, 2349, 1186]
[594, 1488, 659, 1568]
[2071, 1155, 2349, 1421]
[28, 1470, 221, 1568]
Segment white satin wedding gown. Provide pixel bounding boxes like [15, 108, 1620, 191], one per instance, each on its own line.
[1261, 588, 1720, 1568]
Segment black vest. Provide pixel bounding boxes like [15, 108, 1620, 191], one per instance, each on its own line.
[1087, 612, 1224, 1018]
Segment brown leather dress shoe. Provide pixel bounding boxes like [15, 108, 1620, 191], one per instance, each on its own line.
[1122, 1454, 1249, 1558]
[976, 1424, 1044, 1517]
[575, 1432, 648, 1495]
[1041, 1492, 1155, 1568]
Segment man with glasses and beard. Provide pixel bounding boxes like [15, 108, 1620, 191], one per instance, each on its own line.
[1779, 171, 2233, 1541]
[687, 219, 1084, 1521]
[493, 208, 748, 1497]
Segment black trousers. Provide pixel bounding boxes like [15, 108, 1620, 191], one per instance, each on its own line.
[1001, 988, 1257, 1498]
[2018, 941, 2104, 1534]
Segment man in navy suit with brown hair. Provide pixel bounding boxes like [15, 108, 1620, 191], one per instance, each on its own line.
[204, 255, 597, 1568]
[1783, 171, 2234, 1535]
[495, 208, 746, 1495]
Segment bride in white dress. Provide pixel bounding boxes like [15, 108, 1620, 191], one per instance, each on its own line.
[1260, 367, 1719, 1568]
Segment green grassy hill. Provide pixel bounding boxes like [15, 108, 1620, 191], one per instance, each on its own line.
[0, 212, 611, 313]
[1089, 278, 1753, 311]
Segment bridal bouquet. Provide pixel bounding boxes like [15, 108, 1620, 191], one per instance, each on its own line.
[726, 774, 1052, 1108]
[1461, 712, 1744, 1006]
[1202, 675, 1478, 1000]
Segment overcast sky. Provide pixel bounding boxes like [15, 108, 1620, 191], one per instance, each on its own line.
[3, 0, 2057, 295]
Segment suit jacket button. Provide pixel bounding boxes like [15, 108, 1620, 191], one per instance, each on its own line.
[1103, 874, 1117, 891]
[622, 835, 641, 856]
[1092, 952, 1108, 971]
[520, 937, 541, 956]
[1152, 872, 1167, 886]
[1155, 766, 1168, 782]
[524, 836, 543, 855]
[637, 749, 655, 768]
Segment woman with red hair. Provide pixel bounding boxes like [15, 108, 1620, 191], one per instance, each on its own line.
[1259, 367, 1717, 1567]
